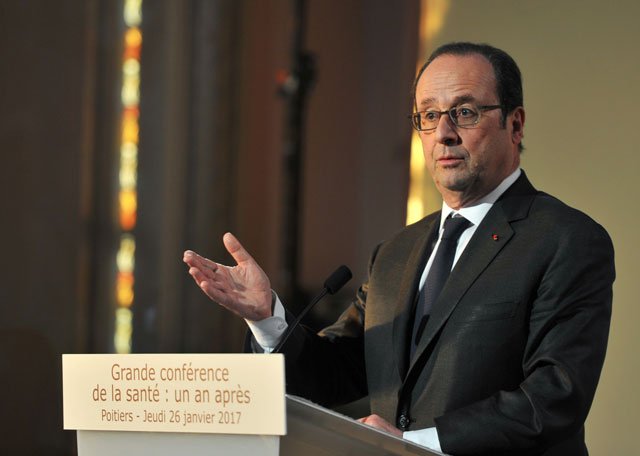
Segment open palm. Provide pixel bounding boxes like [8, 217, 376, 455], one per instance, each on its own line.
[183, 232, 272, 321]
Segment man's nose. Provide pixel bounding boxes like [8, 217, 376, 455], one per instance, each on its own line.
[434, 115, 460, 146]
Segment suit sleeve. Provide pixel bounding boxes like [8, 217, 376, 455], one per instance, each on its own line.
[435, 221, 615, 454]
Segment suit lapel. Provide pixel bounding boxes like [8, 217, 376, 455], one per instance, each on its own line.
[391, 215, 440, 378]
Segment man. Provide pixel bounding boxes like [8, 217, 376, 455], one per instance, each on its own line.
[184, 42, 614, 455]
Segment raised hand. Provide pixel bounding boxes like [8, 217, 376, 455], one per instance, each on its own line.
[183, 232, 273, 321]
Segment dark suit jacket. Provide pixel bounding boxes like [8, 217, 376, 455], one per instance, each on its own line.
[276, 172, 615, 455]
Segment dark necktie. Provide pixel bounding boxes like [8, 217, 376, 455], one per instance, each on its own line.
[411, 215, 472, 358]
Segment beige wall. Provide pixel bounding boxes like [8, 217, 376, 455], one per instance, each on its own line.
[423, 0, 639, 453]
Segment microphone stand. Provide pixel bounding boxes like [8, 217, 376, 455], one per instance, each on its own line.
[273, 265, 351, 354]
[272, 288, 328, 354]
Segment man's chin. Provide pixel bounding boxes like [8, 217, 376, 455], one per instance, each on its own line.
[436, 172, 473, 193]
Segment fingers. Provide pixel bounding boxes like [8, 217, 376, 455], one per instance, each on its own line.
[183, 255, 231, 304]
[222, 232, 254, 265]
[184, 232, 252, 269]
[183, 250, 223, 288]
[188, 266, 213, 287]
[183, 248, 242, 307]
[183, 250, 215, 269]
[184, 250, 219, 275]
[356, 414, 402, 437]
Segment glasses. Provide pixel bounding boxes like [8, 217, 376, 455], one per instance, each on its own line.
[409, 104, 503, 132]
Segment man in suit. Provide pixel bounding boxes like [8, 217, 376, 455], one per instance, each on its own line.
[184, 42, 614, 455]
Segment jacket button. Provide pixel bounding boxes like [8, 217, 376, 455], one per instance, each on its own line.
[397, 414, 410, 430]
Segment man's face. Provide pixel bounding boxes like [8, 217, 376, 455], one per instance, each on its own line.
[415, 54, 524, 208]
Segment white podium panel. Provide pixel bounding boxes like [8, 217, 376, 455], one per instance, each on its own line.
[77, 430, 278, 456]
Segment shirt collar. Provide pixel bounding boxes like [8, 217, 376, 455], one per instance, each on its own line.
[440, 168, 521, 229]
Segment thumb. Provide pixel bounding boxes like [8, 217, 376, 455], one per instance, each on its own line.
[223, 232, 254, 265]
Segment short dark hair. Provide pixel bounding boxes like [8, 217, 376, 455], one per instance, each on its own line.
[414, 42, 523, 129]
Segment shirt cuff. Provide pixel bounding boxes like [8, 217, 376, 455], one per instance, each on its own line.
[403, 427, 442, 452]
[245, 292, 288, 352]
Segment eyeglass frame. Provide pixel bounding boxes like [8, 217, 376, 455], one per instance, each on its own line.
[409, 104, 504, 132]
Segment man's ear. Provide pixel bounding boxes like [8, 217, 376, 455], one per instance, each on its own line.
[510, 107, 525, 145]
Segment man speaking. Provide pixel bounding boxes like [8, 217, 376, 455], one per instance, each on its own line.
[183, 42, 614, 455]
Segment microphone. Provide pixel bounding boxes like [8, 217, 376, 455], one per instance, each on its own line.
[272, 265, 352, 353]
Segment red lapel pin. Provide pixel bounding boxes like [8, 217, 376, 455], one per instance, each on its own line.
[492, 234, 499, 241]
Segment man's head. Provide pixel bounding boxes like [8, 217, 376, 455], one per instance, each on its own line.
[414, 43, 524, 130]
[413, 42, 525, 208]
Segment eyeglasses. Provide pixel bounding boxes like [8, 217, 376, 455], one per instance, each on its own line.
[409, 104, 503, 132]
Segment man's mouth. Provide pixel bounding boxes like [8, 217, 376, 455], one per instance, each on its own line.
[437, 156, 465, 166]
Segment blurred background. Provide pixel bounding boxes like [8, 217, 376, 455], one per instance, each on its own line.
[1, 0, 637, 454]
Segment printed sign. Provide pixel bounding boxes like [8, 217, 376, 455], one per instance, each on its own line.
[63, 354, 285, 435]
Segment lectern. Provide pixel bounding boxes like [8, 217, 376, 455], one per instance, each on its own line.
[64, 354, 442, 456]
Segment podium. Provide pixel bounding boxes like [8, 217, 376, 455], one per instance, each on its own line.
[63, 354, 442, 456]
[76, 395, 441, 456]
